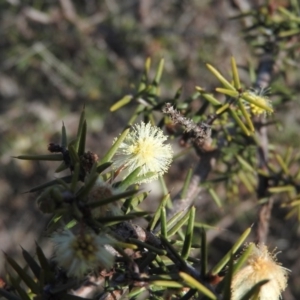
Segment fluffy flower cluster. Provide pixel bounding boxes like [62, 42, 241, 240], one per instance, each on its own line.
[231, 243, 289, 300]
[87, 178, 122, 218]
[243, 89, 273, 116]
[113, 122, 173, 183]
[52, 230, 114, 278]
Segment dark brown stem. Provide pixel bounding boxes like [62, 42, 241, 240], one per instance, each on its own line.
[254, 55, 275, 244]
[256, 198, 274, 244]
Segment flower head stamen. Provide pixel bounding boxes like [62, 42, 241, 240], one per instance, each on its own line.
[53, 230, 114, 278]
[231, 243, 289, 300]
[113, 122, 173, 183]
[243, 87, 273, 116]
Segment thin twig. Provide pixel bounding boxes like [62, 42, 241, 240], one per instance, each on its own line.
[254, 55, 275, 244]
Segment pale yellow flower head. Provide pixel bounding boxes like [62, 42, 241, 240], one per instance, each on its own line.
[113, 122, 173, 183]
[52, 230, 114, 278]
[231, 243, 289, 300]
[244, 89, 273, 116]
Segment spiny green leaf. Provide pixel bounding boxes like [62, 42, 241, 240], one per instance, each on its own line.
[238, 171, 255, 193]
[100, 126, 130, 164]
[181, 206, 195, 259]
[127, 287, 147, 298]
[45, 214, 64, 235]
[206, 64, 235, 91]
[68, 144, 80, 164]
[239, 279, 269, 300]
[75, 166, 98, 199]
[77, 120, 87, 156]
[286, 199, 300, 207]
[98, 212, 148, 225]
[0, 289, 22, 300]
[128, 171, 158, 185]
[25, 175, 72, 193]
[285, 205, 300, 220]
[110, 95, 133, 112]
[148, 273, 180, 281]
[216, 103, 230, 115]
[144, 57, 151, 76]
[75, 108, 85, 151]
[148, 193, 170, 231]
[137, 57, 151, 93]
[278, 5, 300, 17]
[155, 208, 185, 235]
[113, 241, 138, 250]
[21, 247, 40, 279]
[153, 58, 164, 87]
[154, 255, 168, 273]
[179, 272, 217, 300]
[14, 154, 63, 161]
[274, 153, 289, 175]
[268, 185, 295, 193]
[237, 98, 255, 132]
[7, 273, 30, 300]
[236, 155, 255, 172]
[55, 161, 68, 173]
[195, 86, 222, 106]
[70, 163, 80, 193]
[127, 105, 144, 126]
[160, 236, 187, 267]
[167, 209, 190, 236]
[117, 166, 143, 190]
[181, 168, 193, 199]
[61, 122, 67, 148]
[158, 175, 169, 201]
[233, 243, 255, 274]
[236, 97, 255, 132]
[231, 57, 241, 90]
[229, 108, 251, 136]
[88, 189, 139, 209]
[211, 226, 252, 275]
[151, 280, 184, 288]
[65, 219, 77, 229]
[123, 191, 149, 214]
[216, 88, 239, 97]
[279, 28, 300, 37]
[96, 161, 113, 173]
[5, 253, 39, 294]
[201, 228, 207, 276]
[208, 188, 222, 207]
[160, 207, 167, 238]
[35, 243, 53, 283]
[241, 92, 273, 113]
[127, 238, 167, 255]
[221, 253, 234, 300]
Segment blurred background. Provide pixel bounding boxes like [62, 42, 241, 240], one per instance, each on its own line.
[1, 0, 300, 299]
